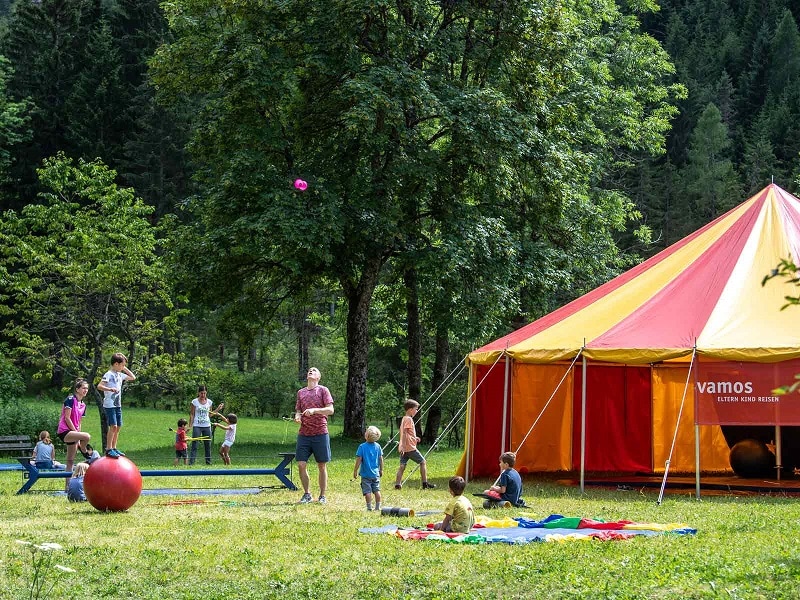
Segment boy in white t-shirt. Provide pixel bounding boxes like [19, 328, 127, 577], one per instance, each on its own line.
[96, 352, 136, 458]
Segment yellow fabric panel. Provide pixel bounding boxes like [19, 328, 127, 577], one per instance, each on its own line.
[699, 189, 800, 361]
[499, 201, 756, 363]
[652, 366, 731, 472]
[510, 363, 573, 471]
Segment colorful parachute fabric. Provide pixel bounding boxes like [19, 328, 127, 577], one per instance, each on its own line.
[359, 514, 696, 544]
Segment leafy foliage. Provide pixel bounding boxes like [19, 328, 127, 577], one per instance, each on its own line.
[0, 351, 22, 402]
[0, 153, 171, 404]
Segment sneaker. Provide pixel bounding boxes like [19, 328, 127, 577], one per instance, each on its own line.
[105, 449, 119, 458]
[318, 495, 327, 504]
[394, 484, 402, 490]
[298, 492, 313, 504]
[422, 482, 437, 489]
[116, 449, 126, 457]
[366, 506, 373, 511]
[80, 450, 92, 460]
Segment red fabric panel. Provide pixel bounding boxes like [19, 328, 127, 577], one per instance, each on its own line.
[473, 190, 767, 354]
[470, 363, 507, 478]
[571, 366, 652, 472]
[592, 195, 763, 350]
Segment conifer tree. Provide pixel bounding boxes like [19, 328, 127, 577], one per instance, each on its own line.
[682, 103, 741, 228]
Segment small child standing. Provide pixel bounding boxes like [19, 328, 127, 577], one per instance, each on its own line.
[393, 399, 435, 490]
[435, 476, 475, 533]
[354, 426, 384, 511]
[212, 413, 237, 465]
[484, 451, 525, 509]
[32, 431, 63, 470]
[67, 462, 89, 502]
[174, 418, 188, 466]
[96, 352, 136, 458]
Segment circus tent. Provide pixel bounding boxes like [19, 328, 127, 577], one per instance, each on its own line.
[464, 184, 800, 481]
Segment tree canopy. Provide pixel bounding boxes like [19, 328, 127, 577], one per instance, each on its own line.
[151, 0, 681, 436]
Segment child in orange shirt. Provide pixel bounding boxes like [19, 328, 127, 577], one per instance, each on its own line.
[393, 399, 435, 490]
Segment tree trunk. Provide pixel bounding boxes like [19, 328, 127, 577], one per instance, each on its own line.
[247, 345, 257, 372]
[404, 267, 421, 404]
[237, 345, 245, 372]
[298, 308, 309, 381]
[219, 344, 225, 366]
[50, 340, 64, 389]
[90, 344, 107, 451]
[422, 327, 449, 444]
[341, 256, 383, 438]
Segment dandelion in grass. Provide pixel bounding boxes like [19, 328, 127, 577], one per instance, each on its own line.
[15, 539, 75, 600]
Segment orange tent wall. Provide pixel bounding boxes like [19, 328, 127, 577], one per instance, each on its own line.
[511, 363, 573, 472]
[651, 365, 731, 472]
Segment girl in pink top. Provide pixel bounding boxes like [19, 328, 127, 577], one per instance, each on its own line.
[57, 378, 92, 490]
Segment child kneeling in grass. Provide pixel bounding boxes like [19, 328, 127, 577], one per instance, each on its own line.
[67, 462, 89, 502]
[434, 476, 474, 533]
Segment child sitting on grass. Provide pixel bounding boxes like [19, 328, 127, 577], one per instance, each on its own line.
[483, 451, 525, 509]
[67, 462, 89, 502]
[354, 426, 384, 511]
[434, 476, 474, 533]
[83, 444, 101, 465]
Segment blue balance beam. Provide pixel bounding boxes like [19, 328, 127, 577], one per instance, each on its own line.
[15, 452, 297, 495]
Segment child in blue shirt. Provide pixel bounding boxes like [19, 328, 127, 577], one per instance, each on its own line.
[485, 451, 525, 508]
[354, 426, 384, 511]
[67, 462, 89, 502]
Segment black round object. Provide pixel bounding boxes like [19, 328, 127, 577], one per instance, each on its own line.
[729, 438, 776, 478]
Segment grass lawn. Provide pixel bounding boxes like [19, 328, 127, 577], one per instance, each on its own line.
[2, 405, 800, 598]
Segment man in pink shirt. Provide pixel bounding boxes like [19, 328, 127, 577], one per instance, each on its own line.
[294, 367, 335, 504]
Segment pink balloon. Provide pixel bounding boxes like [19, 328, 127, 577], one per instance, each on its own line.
[294, 179, 308, 191]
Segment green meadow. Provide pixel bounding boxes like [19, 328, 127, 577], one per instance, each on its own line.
[1, 405, 800, 599]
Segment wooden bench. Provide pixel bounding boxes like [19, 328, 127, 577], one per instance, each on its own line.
[0, 435, 33, 456]
[15, 452, 298, 495]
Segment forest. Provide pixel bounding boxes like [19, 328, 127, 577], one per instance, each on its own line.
[0, 0, 797, 444]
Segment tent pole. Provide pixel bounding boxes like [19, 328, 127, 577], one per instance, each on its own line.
[657, 347, 697, 506]
[464, 362, 474, 483]
[776, 425, 782, 482]
[501, 353, 510, 455]
[695, 424, 700, 500]
[580, 354, 587, 494]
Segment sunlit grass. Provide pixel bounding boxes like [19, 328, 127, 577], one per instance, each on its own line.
[2, 406, 800, 598]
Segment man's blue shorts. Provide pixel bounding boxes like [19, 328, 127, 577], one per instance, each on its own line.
[296, 433, 331, 463]
[104, 406, 123, 427]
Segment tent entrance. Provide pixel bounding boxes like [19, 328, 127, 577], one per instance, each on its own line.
[571, 364, 652, 472]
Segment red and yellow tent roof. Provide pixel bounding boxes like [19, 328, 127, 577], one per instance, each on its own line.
[470, 184, 800, 365]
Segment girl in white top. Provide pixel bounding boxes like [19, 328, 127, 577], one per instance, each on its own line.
[213, 413, 238, 465]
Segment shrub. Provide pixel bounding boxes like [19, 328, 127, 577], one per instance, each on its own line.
[0, 353, 24, 403]
[0, 401, 55, 439]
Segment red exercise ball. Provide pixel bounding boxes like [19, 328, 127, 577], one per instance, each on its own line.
[84, 456, 142, 512]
